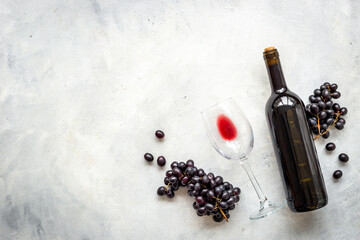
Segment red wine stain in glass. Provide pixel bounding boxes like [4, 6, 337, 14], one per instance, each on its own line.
[217, 114, 237, 140]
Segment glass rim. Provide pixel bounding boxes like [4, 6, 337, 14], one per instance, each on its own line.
[201, 97, 234, 114]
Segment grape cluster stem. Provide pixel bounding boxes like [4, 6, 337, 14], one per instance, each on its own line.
[314, 112, 341, 140]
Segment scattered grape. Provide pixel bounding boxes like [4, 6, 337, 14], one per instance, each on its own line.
[157, 156, 166, 166]
[155, 130, 165, 139]
[333, 170, 343, 179]
[338, 153, 349, 162]
[325, 143, 336, 151]
[144, 153, 154, 162]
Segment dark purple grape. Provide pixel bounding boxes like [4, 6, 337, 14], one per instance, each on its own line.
[195, 196, 206, 205]
[320, 123, 328, 131]
[187, 190, 193, 196]
[319, 111, 327, 120]
[332, 91, 341, 99]
[312, 127, 319, 135]
[171, 183, 179, 191]
[322, 131, 330, 139]
[309, 95, 317, 103]
[335, 122, 344, 130]
[207, 190, 215, 199]
[186, 167, 195, 176]
[221, 191, 230, 201]
[155, 130, 165, 139]
[181, 176, 189, 185]
[170, 161, 178, 169]
[200, 188, 208, 196]
[324, 82, 330, 87]
[144, 153, 154, 162]
[227, 189, 233, 196]
[214, 186, 222, 196]
[320, 84, 326, 91]
[219, 201, 228, 210]
[228, 204, 235, 210]
[330, 83, 338, 91]
[338, 118, 346, 125]
[178, 162, 186, 171]
[194, 183, 201, 191]
[167, 190, 175, 198]
[197, 212, 204, 217]
[210, 179, 217, 188]
[315, 96, 322, 103]
[198, 206, 207, 214]
[193, 202, 199, 210]
[322, 89, 331, 100]
[325, 118, 334, 126]
[157, 156, 166, 166]
[325, 100, 333, 109]
[228, 184, 233, 190]
[338, 153, 349, 162]
[166, 170, 173, 178]
[233, 187, 241, 195]
[213, 214, 223, 222]
[332, 103, 340, 112]
[197, 169, 205, 177]
[318, 101, 326, 110]
[234, 195, 240, 203]
[169, 176, 178, 184]
[201, 175, 210, 184]
[191, 176, 201, 184]
[227, 197, 235, 206]
[308, 118, 317, 127]
[333, 170, 342, 179]
[314, 89, 322, 96]
[214, 176, 223, 185]
[186, 159, 194, 167]
[187, 183, 194, 190]
[205, 203, 215, 211]
[326, 109, 334, 118]
[193, 166, 198, 173]
[223, 182, 230, 190]
[207, 173, 215, 180]
[157, 186, 166, 196]
[326, 142, 336, 151]
[340, 107, 348, 116]
[310, 104, 320, 114]
[164, 177, 170, 185]
[192, 190, 199, 196]
[172, 167, 182, 177]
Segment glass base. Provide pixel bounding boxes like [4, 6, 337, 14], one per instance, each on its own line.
[249, 199, 287, 220]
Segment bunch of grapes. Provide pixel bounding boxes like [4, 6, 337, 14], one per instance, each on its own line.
[157, 160, 241, 222]
[306, 82, 347, 139]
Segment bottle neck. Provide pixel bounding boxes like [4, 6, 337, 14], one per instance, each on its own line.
[263, 48, 288, 94]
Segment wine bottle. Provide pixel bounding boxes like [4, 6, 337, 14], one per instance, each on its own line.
[263, 47, 328, 212]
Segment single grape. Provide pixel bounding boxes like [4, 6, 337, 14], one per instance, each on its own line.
[167, 189, 175, 198]
[227, 197, 235, 206]
[201, 175, 210, 184]
[309, 95, 317, 103]
[155, 130, 165, 139]
[338, 118, 346, 125]
[194, 183, 201, 191]
[340, 107, 348, 116]
[227, 189, 233, 196]
[166, 170, 173, 178]
[320, 123, 328, 131]
[320, 84, 326, 91]
[228, 204, 235, 210]
[233, 187, 241, 195]
[186, 159, 194, 167]
[332, 91, 341, 99]
[319, 111, 327, 120]
[193, 166, 198, 173]
[333, 170, 343, 179]
[315, 96, 322, 103]
[186, 167, 195, 176]
[198, 206, 207, 214]
[181, 176, 189, 186]
[221, 191, 230, 201]
[157, 156, 166, 166]
[169, 176, 178, 184]
[207, 190, 215, 199]
[144, 153, 154, 162]
[193, 202, 199, 210]
[172, 167, 182, 177]
[322, 131, 330, 139]
[197, 169, 205, 177]
[213, 214, 224, 222]
[314, 89, 322, 96]
[338, 153, 349, 162]
[310, 104, 320, 114]
[187, 190, 193, 197]
[326, 117, 334, 125]
[325, 100, 333, 109]
[214, 176, 223, 185]
[324, 82, 330, 87]
[223, 182, 230, 190]
[200, 188, 208, 196]
[210, 179, 217, 188]
[214, 186, 222, 196]
[157, 186, 166, 196]
[329, 83, 338, 91]
[192, 190, 199, 196]
[322, 89, 331, 100]
[318, 101, 326, 110]
[164, 177, 170, 185]
[195, 196, 206, 205]
[178, 162, 186, 171]
[234, 195, 240, 203]
[196, 212, 204, 217]
[218, 184, 225, 192]
[326, 109, 334, 118]
[335, 122, 344, 130]
[170, 161, 178, 169]
[187, 183, 194, 190]
[205, 203, 215, 211]
[191, 176, 201, 184]
[325, 142, 336, 151]
[219, 201, 228, 210]
[332, 103, 340, 112]
[171, 183, 179, 191]
[225, 213, 230, 219]
[312, 127, 319, 135]
[207, 173, 215, 179]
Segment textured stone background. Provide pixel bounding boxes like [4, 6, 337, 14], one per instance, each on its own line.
[0, 0, 359, 239]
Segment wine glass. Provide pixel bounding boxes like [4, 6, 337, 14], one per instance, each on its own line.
[202, 98, 286, 220]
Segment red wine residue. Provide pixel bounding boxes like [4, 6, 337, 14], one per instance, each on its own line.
[216, 114, 237, 140]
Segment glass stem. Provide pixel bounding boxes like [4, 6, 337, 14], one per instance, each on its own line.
[241, 159, 267, 203]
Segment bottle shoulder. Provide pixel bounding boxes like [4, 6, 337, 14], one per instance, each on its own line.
[266, 90, 305, 111]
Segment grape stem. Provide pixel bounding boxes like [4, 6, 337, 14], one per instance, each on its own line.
[164, 183, 170, 192]
[316, 113, 320, 134]
[314, 112, 341, 140]
[219, 208, 228, 222]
